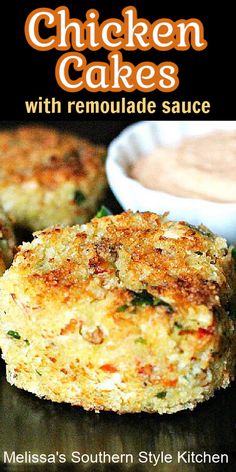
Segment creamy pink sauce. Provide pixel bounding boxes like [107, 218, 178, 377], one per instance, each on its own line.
[130, 131, 236, 203]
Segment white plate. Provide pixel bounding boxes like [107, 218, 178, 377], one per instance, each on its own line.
[106, 121, 236, 243]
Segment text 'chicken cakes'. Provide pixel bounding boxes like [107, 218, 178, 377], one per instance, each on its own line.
[0, 207, 15, 276]
[0, 126, 107, 231]
[0, 211, 235, 413]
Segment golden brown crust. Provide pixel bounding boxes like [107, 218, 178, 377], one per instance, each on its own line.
[0, 211, 235, 413]
[13, 211, 233, 309]
[0, 126, 107, 230]
[0, 127, 104, 187]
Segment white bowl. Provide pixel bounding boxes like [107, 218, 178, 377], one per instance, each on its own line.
[106, 121, 236, 243]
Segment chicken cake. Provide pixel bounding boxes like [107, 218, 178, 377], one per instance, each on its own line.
[0, 211, 235, 414]
[0, 126, 107, 231]
[0, 207, 15, 276]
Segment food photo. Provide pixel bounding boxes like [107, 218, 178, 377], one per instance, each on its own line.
[0, 121, 235, 470]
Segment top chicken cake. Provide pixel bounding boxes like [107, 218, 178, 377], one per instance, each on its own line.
[0, 126, 107, 231]
[0, 211, 235, 414]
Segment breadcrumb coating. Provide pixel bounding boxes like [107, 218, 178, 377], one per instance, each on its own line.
[0, 126, 107, 231]
[0, 211, 235, 413]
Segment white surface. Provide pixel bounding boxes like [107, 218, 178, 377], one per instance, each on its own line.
[106, 121, 236, 243]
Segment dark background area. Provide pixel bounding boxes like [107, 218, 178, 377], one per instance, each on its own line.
[1, 1, 235, 120]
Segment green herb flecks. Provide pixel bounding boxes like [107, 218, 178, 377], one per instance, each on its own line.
[135, 337, 147, 344]
[74, 190, 86, 205]
[131, 290, 174, 313]
[7, 330, 21, 340]
[0, 239, 8, 250]
[24, 339, 30, 346]
[187, 224, 213, 238]
[156, 391, 167, 399]
[117, 304, 128, 312]
[231, 247, 236, 262]
[35, 370, 42, 376]
[154, 299, 174, 314]
[183, 375, 190, 383]
[195, 251, 203, 256]
[174, 321, 183, 329]
[96, 206, 112, 218]
[131, 291, 154, 306]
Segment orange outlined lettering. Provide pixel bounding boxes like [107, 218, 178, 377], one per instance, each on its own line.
[25, 6, 207, 93]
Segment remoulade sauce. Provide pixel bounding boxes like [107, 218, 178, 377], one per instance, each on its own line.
[131, 131, 236, 203]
